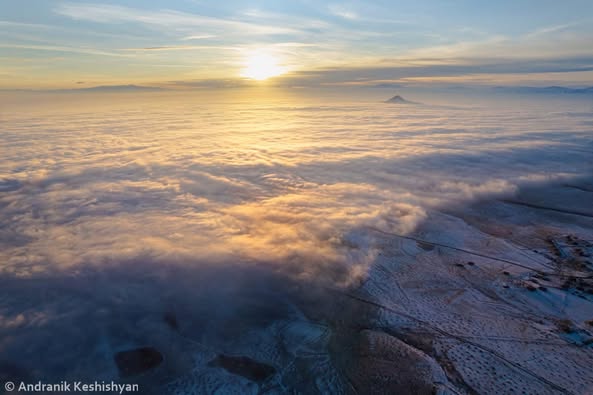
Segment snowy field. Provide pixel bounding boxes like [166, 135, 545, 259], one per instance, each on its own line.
[0, 90, 592, 394]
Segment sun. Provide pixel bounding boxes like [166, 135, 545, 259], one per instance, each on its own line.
[241, 52, 286, 81]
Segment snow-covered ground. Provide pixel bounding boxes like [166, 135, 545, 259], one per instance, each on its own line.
[359, 180, 593, 394]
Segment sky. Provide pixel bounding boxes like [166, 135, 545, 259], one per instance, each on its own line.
[1, 1, 593, 88]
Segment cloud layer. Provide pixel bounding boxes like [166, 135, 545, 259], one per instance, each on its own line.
[0, 91, 592, 386]
[1, 91, 591, 280]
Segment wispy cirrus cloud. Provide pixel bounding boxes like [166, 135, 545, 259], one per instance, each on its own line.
[524, 21, 583, 38]
[0, 43, 126, 57]
[328, 4, 358, 20]
[122, 45, 239, 52]
[181, 34, 217, 41]
[54, 3, 303, 36]
[403, 23, 593, 61]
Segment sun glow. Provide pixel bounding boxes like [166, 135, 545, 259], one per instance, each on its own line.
[241, 52, 286, 81]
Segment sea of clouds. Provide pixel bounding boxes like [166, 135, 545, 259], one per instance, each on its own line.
[0, 90, 591, 384]
[1, 92, 591, 281]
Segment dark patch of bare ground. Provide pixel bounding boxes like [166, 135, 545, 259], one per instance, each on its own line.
[340, 330, 438, 395]
[114, 347, 163, 378]
[292, 286, 449, 394]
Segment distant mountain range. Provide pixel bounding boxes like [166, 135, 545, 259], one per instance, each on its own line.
[61, 84, 164, 92]
[0, 84, 165, 93]
[493, 86, 593, 95]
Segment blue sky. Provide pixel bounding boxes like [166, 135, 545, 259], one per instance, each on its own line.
[1, 0, 593, 88]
